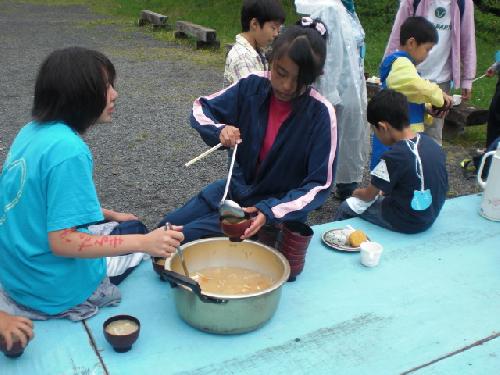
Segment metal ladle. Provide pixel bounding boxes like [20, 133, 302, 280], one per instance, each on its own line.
[165, 223, 189, 277]
[219, 143, 245, 219]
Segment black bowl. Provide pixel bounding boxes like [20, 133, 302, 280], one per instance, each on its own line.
[0, 335, 26, 358]
[103, 315, 140, 353]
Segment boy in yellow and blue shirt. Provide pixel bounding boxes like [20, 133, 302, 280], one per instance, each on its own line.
[370, 16, 452, 169]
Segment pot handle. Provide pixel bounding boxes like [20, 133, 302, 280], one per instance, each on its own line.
[160, 269, 227, 304]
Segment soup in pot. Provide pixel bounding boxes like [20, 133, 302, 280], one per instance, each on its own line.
[192, 266, 274, 295]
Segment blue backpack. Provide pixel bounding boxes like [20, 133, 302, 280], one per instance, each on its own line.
[413, 0, 465, 19]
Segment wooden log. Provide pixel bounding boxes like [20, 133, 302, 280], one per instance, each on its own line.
[175, 21, 217, 43]
[174, 31, 189, 39]
[445, 102, 489, 126]
[443, 102, 489, 140]
[139, 10, 168, 28]
[365, 80, 489, 138]
[196, 40, 221, 50]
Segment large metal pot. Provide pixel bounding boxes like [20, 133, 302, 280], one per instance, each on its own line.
[160, 237, 290, 334]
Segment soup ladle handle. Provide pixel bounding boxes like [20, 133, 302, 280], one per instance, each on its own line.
[160, 270, 227, 304]
[165, 222, 190, 277]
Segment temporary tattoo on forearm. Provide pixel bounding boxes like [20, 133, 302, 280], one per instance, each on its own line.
[59, 228, 76, 243]
[77, 235, 125, 251]
[107, 236, 125, 248]
[78, 236, 93, 252]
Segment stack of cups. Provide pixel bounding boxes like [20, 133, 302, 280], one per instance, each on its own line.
[257, 224, 282, 249]
[278, 221, 314, 281]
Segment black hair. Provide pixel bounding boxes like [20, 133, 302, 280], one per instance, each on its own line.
[32, 47, 116, 134]
[241, 0, 285, 32]
[269, 20, 327, 93]
[400, 16, 438, 46]
[367, 89, 409, 131]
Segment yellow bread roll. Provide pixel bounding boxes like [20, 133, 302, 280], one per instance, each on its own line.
[349, 230, 368, 247]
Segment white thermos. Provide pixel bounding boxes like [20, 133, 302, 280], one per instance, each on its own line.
[477, 144, 500, 221]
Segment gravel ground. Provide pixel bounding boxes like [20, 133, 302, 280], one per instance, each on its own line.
[0, 1, 482, 230]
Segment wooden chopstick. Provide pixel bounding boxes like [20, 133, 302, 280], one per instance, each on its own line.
[184, 143, 223, 167]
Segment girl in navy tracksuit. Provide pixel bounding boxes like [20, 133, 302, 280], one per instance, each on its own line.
[159, 19, 338, 243]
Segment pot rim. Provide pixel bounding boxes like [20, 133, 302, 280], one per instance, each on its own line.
[164, 237, 290, 300]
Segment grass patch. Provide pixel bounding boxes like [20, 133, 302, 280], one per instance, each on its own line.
[24, 0, 497, 100]
[452, 124, 488, 147]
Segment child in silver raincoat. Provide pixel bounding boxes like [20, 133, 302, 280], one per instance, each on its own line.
[295, 0, 369, 200]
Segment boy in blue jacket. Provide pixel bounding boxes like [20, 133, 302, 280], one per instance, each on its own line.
[160, 20, 338, 243]
[334, 89, 448, 234]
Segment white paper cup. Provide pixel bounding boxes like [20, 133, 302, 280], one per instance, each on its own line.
[360, 241, 383, 267]
[452, 94, 462, 106]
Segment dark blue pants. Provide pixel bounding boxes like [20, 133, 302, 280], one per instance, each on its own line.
[333, 198, 394, 231]
[110, 220, 148, 236]
[158, 183, 224, 244]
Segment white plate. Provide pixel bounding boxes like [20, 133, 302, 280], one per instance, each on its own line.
[321, 228, 368, 252]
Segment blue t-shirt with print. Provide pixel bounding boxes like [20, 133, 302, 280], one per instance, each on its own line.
[370, 134, 448, 234]
[0, 122, 106, 314]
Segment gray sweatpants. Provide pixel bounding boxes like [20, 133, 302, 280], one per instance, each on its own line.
[424, 81, 451, 146]
[0, 278, 121, 321]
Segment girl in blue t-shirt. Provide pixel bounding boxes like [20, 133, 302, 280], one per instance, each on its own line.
[0, 47, 184, 320]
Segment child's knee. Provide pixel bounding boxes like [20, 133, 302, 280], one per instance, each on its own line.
[334, 201, 357, 221]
